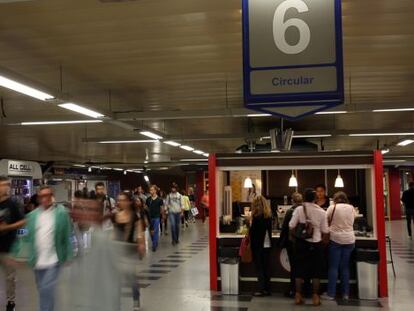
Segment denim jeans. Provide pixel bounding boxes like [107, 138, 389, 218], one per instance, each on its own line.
[151, 218, 161, 249]
[34, 264, 60, 311]
[327, 241, 355, 297]
[169, 212, 181, 243]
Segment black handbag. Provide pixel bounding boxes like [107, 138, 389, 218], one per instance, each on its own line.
[293, 204, 314, 240]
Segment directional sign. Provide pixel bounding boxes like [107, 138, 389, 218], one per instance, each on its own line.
[243, 0, 344, 120]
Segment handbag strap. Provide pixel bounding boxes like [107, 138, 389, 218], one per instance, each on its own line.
[303, 203, 310, 221]
[329, 204, 337, 226]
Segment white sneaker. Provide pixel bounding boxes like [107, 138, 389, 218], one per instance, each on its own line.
[320, 293, 335, 301]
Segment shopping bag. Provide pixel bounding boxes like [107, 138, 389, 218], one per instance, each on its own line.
[191, 207, 199, 216]
[239, 236, 252, 263]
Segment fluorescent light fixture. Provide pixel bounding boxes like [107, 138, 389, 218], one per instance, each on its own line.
[144, 160, 149, 164]
[383, 160, 406, 163]
[0, 75, 54, 101]
[73, 164, 86, 168]
[193, 150, 204, 155]
[144, 175, 150, 182]
[202, 153, 209, 157]
[179, 158, 208, 162]
[21, 120, 102, 126]
[164, 141, 181, 147]
[334, 170, 344, 188]
[180, 145, 194, 151]
[315, 111, 347, 115]
[59, 103, 104, 118]
[397, 139, 414, 147]
[88, 167, 92, 173]
[293, 134, 332, 138]
[373, 108, 414, 112]
[112, 168, 124, 171]
[123, 170, 127, 175]
[244, 177, 253, 188]
[381, 148, 390, 155]
[349, 133, 414, 137]
[98, 140, 156, 144]
[139, 131, 163, 140]
[289, 171, 298, 187]
[247, 113, 271, 117]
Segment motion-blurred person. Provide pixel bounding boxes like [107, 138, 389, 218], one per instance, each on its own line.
[159, 190, 168, 236]
[188, 187, 196, 223]
[0, 176, 25, 311]
[166, 184, 183, 245]
[402, 181, 414, 239]
[289, 189, 329, 306]
[322, 192, 356, 301]
[134, 196, 150, 231]
[181, 190, 191, 229]
[200, 190, 209, 223]
[25, 194, 39, 214]
[95, 182, 116, 231]
[315, 184, 330, 210]
[135, 185, 148, 203]
[279, 192, 303, 297]
[146, 185, 164, 252]
[249, 195, 273, 297]
[14, 185, 72, 311]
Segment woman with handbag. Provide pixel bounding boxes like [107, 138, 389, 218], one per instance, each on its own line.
[322, 191, 355, 301]
[289, 189, 329, 306]
[249, 195, 273, 297]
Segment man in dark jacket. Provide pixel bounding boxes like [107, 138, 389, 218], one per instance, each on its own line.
[402, 182, 414, 238]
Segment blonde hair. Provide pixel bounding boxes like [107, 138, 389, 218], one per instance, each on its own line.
[251, 195, 272, 219]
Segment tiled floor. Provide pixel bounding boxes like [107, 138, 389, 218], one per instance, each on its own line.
[1, 220, 414, 310]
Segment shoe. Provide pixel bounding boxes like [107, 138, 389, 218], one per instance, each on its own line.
[262, 290, 271, 296]
[321, 293, 335, 301]
[253, 291, 265, 297]
[152, 247, 157, 252]
[295, 293, 304, 305]
[312, 294, 321, 306]
[133, 299, 140, 311]
[6, 302, 15, 311]
[172, 241, 176, 246]
[342, 295, 349, 301]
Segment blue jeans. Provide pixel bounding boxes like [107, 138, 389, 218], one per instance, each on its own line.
[327, 241, 355, 297]
[151, 218, 161, 249]
[34, 265, 60, 311]
[169, 212, 181, 243]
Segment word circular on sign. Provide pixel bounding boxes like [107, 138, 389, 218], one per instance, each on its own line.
[272, 76, 314, 87]
[273, 0, 311, 55]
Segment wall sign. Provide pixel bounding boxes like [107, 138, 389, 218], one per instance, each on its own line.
[243, 0, 344, 120]
[8, 160, 34, 176]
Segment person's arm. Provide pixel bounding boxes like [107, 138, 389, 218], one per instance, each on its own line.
[63, 210, 74, 262]
[321, 211, 330, 244]
[0, 219, 26, 233]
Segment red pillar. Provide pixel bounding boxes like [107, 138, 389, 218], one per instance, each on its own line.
[374, 150, 388, 297]
[208, 154, 218, 291]
[388, 168, 402, 220]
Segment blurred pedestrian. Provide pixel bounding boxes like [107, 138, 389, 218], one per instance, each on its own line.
[14, 185, 72, 311]
[201, 190, 209, 223]
[146, 185, 164, 252]
[181, 190, 191, 229]
[95, 182, 116, 231]
[0, 176, 25, 311]
[159, 190, 168, 236]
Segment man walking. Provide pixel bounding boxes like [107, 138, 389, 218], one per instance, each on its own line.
[95, 182, 116, 231]
[402, 181, 414, 239]
[0, 176, 25, 311]
[166, 184, 183, 245]
[146, 185, 164, 252]
[15, 185, 72, 311]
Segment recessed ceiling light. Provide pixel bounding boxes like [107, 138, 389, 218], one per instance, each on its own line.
[315, 111, 347, 115]
[164, 141, 181, 147]
[139, 131, 163, 140]
[59, 103, 104, 119]
[21, 120, 103, 125]
[349, 133, 414, 137]
[0, 75, 54, 101]
[397, 139, 414, 147]
[180, 145, 194, 151]
[98, 140, 157, 144]
[373, 108, 414, 112]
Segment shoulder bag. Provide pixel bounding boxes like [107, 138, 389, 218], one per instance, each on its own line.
[293, 204, 314, 240]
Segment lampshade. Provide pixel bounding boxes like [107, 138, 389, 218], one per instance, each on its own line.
[335, 170, 344, 188]
[289, 172, 298, 187]
[244, 177, 253, 188]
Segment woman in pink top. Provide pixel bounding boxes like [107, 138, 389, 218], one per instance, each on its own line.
[323, 191, 355, 301]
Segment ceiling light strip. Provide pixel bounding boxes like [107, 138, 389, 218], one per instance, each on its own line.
[59, 103, 104, 118]
[21, 120, 102, 125]
[0, 75, 54, 101]
[140, 131, 163, 140]
[98, 140, 157, 144]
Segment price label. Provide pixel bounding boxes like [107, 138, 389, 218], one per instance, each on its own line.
[243, 0, 344, 119]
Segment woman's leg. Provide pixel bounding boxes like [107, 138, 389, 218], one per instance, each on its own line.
[339, 243, 355, 297]
[253, 249, 266, 293]
[263, 248, 272, 293]
[327, 241, 342, 297]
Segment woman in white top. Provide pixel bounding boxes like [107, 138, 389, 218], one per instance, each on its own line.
[323, 191, 355, 301]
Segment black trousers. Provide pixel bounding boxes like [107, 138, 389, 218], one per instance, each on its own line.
[407, 210, 414, 237]
[286, 244, 296, 293]
[252, 248, 271, 292]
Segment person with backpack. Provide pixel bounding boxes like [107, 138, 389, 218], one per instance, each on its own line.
[0, 176, 25, 311]
[321, 191, 355, 301]
[289, 189, 329, 306]
[166, 184, 183, 245]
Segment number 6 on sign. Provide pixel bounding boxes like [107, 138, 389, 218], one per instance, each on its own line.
[273, 0, 311, 54]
